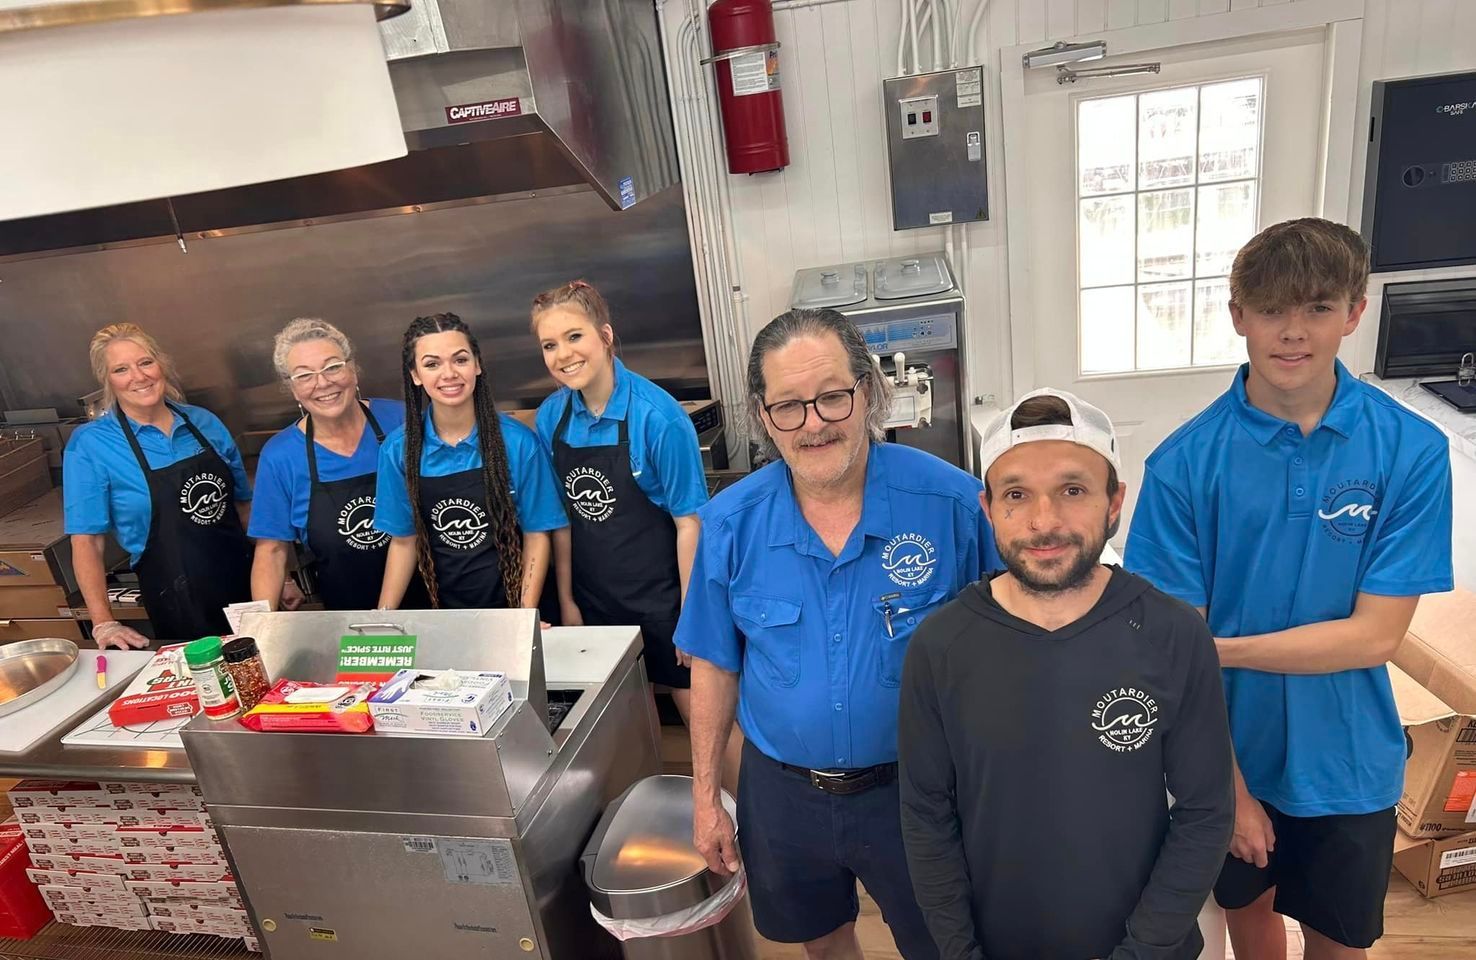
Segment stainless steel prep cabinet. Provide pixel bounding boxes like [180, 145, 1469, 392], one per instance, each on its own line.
[182, 611, 659, 960]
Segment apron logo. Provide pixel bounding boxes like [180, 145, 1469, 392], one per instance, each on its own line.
[178, 473, 228, 526]
[881, 532, 937, 587]
[1318, 479, 1380, 545]
[1091, 686, 1159, 753]
[431, 497, 489, 551]
[565, 467, 617, 523]
[337, 496, 388, 551]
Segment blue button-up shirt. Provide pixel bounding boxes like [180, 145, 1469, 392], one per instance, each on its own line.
[63, 403, 252, 564]
[1126, 361, 1453, 817]
[248, 398, 406, 544]
[534, 359, 708, 517]
[374, 408, 568, 537]
[676, 442, 999, 769]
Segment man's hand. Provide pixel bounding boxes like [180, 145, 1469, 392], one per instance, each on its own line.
[1229, 788, 1275, 868]
[559, 600, 584, 628]
[693, 799, 740, 876]
[280, 578, 305, 611]
[92, 620, 150, 650]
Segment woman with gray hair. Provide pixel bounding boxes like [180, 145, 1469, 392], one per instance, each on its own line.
[247, 317, 419, 610]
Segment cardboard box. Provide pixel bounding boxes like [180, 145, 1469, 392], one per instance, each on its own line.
[121, 846, 224, 866]
[1390, 592, 1476, 838]
[38, 884, 144, 910]
[1395, 829, 1476, 898]
[146, 900, 247, 921]
[126, 878, 241, 904]
[53, 910, 153, 930]
[1394, 589, 1476, 714]
[151, 914, 251, 936]
[115, 809, 212, 830]
[106, 647, 199, 728]
[7, 781, 110, 809]
[243, 933, 261, 953]
[102, 782, 202, 799]
[109, 792, 206, 812]
[25, 835, 116, 858]
[115, 825, 220, 852]
[367, 669, 514, 736]
[25, 869, 128, 893]
[15, 807, 119, 826]
[125, 862, 229, 882]
[28, 852, 127, 874]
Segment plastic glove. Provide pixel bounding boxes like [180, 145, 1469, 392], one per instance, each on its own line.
[92, 620, 151, 650]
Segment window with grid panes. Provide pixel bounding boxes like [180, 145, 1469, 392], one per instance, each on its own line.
[1076, 78, 1263, 375]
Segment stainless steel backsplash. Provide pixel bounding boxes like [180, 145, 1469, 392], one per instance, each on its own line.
[0, 185, 705, 437]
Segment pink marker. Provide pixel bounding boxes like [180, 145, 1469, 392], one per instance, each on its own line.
[96, 655, 108, 690]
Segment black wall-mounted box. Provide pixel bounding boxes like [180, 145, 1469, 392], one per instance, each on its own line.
[1361, 71, 1476, 273]
[1374, 277, 1476, 380]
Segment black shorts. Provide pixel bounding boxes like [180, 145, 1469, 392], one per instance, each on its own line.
[1214, 800, 1396, 949]
[735, 742, 937, 958]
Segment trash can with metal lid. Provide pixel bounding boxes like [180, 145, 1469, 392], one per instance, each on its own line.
[581, 775, 758, 960]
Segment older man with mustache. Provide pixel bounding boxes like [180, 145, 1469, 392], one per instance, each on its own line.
[897, 389, 1234, 960]
[675, 308, 1000, 960]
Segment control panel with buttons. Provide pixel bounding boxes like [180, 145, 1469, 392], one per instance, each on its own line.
[899, 95, 940, 139]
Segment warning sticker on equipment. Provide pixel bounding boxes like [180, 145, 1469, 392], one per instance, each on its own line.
[929, 212, 954, 224]
[955, 69, 983, 108]
[438, 838, 518, 885]
[731, 49, 780, 97]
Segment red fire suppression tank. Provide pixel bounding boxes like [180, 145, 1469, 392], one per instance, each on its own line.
[705, 0, 790, 174]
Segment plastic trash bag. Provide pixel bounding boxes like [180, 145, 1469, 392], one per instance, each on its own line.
[591, 867, 748, 941]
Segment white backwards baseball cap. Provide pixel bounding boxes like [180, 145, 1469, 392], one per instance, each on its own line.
[977, 388, 1123, 481]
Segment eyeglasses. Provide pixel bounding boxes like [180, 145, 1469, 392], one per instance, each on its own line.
[762, 377, 865, 432]
[287, 360, 350, 388]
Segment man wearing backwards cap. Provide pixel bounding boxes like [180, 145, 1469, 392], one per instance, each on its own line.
[898, 389, 1234, 960]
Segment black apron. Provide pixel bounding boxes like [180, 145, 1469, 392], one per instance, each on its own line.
[118, 402, 251, 642]
[417, 464, 509, 609]
[304, 403, 428, 610]
[552, 400, 688, 687]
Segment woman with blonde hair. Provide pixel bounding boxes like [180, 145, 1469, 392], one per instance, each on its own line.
[64, 323, 253, 647]
[531, 280, 741, 787]
[248, 318, 424, 611]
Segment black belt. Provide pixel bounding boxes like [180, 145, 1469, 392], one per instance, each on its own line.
[778, 760, 897, 796]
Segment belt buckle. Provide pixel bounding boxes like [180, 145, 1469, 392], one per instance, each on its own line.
[809, 769, 846, 791]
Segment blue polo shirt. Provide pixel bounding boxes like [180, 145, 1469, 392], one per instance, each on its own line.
[63, 404, 252, 564]
[374, 408, 568, 537]
[1125, 361, 1453, 817]
[247, 398, 406, 544]
[675, 443, 999, 770]
[534, 359, 708, 517]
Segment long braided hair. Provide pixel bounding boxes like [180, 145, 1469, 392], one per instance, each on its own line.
[400, 314, 524, 608]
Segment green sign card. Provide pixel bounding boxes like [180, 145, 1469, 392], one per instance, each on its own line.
[337, 636, 418, 683]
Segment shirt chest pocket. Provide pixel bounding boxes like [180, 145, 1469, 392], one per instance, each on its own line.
[874, 587, 950, 688]
[733, 593, 803, 688]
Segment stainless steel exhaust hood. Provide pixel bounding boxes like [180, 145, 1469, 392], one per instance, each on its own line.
[382, 0, 679, 212]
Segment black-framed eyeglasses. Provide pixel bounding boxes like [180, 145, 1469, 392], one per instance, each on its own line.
[761, 376, 865, 432]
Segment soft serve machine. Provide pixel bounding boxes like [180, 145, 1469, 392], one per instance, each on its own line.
[790, 252, 970, 471]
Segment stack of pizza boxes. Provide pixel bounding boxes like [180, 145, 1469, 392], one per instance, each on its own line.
[9, 779, 259, 949]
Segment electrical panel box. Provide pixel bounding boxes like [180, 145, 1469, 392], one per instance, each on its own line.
[883, 67, 988, 230]
[1362, 70, 1476, 273]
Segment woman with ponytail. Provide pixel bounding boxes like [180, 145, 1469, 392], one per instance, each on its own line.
[373, 314, 566, 609]
[532, 281, 740, 786]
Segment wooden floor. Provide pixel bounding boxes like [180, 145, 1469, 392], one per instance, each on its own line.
[660, 726, 1476, 960]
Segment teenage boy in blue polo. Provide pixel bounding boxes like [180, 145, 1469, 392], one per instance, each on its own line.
[1126, 218, 1453, 960]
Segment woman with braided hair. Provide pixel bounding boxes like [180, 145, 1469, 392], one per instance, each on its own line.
[373, 314, 566, 609]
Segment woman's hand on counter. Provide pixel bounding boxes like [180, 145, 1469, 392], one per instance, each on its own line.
[93, 620, 150, 650]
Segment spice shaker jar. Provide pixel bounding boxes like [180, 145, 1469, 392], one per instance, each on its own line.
[184, 636, 240, 721]
[222, 637, 271, 712]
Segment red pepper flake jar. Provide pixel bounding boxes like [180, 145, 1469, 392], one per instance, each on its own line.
[222, 637, 271, 713]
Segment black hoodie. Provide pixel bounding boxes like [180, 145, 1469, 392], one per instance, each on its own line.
[898, 566, 1233, 960]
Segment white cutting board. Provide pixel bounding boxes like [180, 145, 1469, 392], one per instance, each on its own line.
[0, 648, 153, 754]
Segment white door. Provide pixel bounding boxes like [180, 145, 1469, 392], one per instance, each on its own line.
[1008, 22, 1353, 544]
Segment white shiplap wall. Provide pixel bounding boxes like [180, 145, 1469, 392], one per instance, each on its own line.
[664, 0, 1476, 405]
